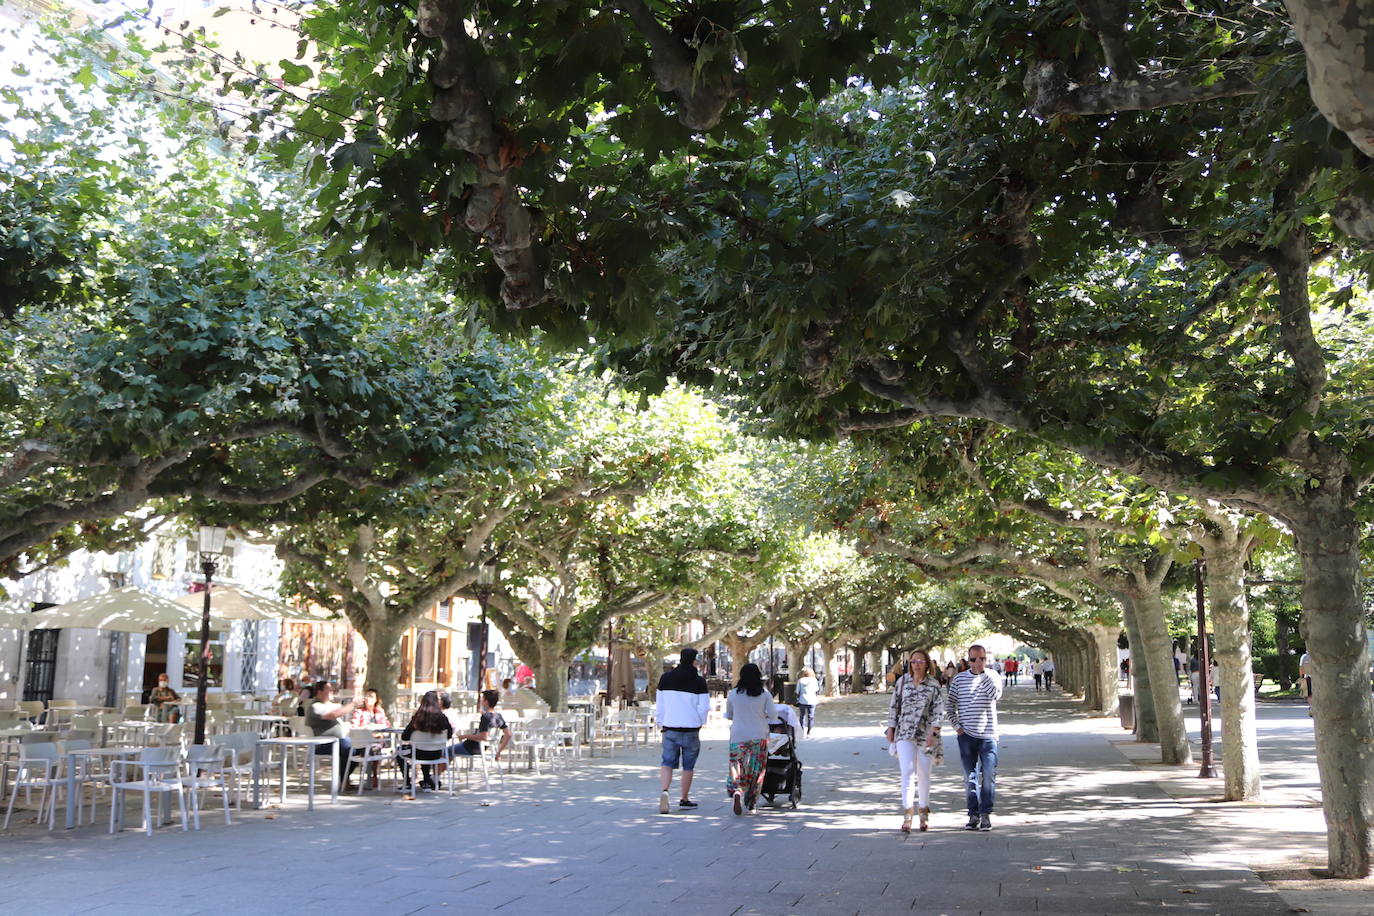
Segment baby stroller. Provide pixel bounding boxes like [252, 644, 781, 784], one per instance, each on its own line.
[761, 713, 803, 809]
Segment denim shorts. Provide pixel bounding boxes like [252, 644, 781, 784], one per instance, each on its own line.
[660, 729, 701, 770]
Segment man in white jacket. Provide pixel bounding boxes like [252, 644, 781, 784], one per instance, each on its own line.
[654, 647, 711, 813]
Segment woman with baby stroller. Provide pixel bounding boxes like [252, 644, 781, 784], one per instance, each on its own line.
[725, 663, 776, 815]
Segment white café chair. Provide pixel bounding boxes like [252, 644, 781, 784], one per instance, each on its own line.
[210, 732, 259, 806]
[56, 737, 110, 827]
[181, 744, 233, 829]
[109, 747, 187, 836]
[454, 728, 506, 790]
[3, 741, 63, 830]
[349, 727, 395, 795]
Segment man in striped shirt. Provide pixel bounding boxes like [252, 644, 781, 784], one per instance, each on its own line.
[947, 644, 1004, 831]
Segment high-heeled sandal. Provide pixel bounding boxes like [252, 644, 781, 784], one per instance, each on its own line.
[918, 807, 930, 832]
[901, 807, 914, 833]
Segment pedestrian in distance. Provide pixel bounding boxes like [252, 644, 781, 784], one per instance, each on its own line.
[947, 644, 1004, 831]
[655, 647, 710, 813]
[1299, 650, 1313, 711]
[1031, 659, 1043, 691]
[885, 648, 946, 833]
[1041, 656, 1055, 689]
[724, 662, 777, 815]
[795, 667, 821, 737]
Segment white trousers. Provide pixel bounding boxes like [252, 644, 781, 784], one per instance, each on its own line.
[895, 739, 934, 809]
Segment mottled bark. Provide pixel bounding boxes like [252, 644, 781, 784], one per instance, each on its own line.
[533, 643, 571, 712]
[819, 640, 844, 697]
[1085, 623, 1122, 717]
[1201, 534, 1262, 801]
[1283, 0, 1374, 157]
[785, 641, 809, 690]
[1120, 595, 1157, 743]
[1292, 509, 1374, 877]
[1131, 587, 1192, 765]
[363, 620, 406, 712]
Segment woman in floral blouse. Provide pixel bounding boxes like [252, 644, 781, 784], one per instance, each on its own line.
[348, 688, 391, 789]
[884, 648, 946, 833]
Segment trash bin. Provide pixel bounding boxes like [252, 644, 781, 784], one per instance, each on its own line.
[782, 681, 797, 705]
[1119, 693, 1135, 731]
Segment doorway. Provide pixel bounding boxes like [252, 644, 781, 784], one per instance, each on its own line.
[142, 627, 170, 702]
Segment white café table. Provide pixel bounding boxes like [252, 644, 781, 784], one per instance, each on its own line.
[234, 714, 288, 737]
[251, 736, 339, 811]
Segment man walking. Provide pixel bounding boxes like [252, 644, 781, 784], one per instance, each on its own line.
[655, 647, 711, 813]
[1041, 656, 1055, 690]
[947, 644, 1003, 831]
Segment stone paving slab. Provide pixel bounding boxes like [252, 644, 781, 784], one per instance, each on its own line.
[1, 686, 1367, 915]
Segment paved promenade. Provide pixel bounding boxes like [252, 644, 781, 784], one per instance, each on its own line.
[1, 685, 1367, 915]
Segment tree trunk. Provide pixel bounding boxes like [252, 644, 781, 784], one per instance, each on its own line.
[1085, 623, 1122, 716]
[819, 640, 843, 697]
[1204, 540, 1263, 801]
[1131, 587, 1192, 765]
[1060, 637, 1082, 703]
[1119, 594, 1158, 743]
[363, 618, 407, 713]
[720, 633, 751, 676]
[532, 641, 571, 711]
[786, 641, 808, 689]
[1283, 0, 1374, 157]
[1292, 510, 1374, 878]
[1275, 617, 1293, 690]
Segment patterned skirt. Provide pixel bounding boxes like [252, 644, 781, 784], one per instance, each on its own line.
[727, 739, 769, 803]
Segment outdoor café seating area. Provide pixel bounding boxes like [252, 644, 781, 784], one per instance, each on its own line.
[0, 693, 660, 838]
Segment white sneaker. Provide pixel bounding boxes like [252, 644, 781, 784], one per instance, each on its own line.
[658, 791, 670, 814]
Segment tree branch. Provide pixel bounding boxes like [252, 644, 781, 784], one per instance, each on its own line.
[418, 0, 551, 311]
[1026, 60, 1255, 120]
[618, 0, 744, 130]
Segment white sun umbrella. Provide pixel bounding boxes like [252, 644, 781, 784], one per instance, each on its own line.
[0, 608, 36, 630]
[411, 615, 460, 632]
[23, 586, 234, 634]
[172, 585, 325, 622]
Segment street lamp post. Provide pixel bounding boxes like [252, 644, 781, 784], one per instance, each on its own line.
[1194, 559, 1216, 778]
[193, 525, 227, 745]
[473, 558, 496, 709]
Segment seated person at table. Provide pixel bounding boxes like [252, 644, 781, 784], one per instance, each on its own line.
[150, 674, 180, 723]
[274, 678, 299, 716]
[399, 690, 453, 791]
[306, 680, 359, 790]
[350, 687, 391, 788]
[448, 689, 511, 763]
[349, 688, 390, 728]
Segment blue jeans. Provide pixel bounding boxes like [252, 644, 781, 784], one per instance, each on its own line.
[796, 704, 815, 733]
[660, 729, 701, 771]
[957, 733, 998, 816]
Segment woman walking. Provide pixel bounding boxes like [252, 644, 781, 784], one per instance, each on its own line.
[884, 648, 946, 833]
[795, 667, 821, 737]
[725, 663, 777, 814]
